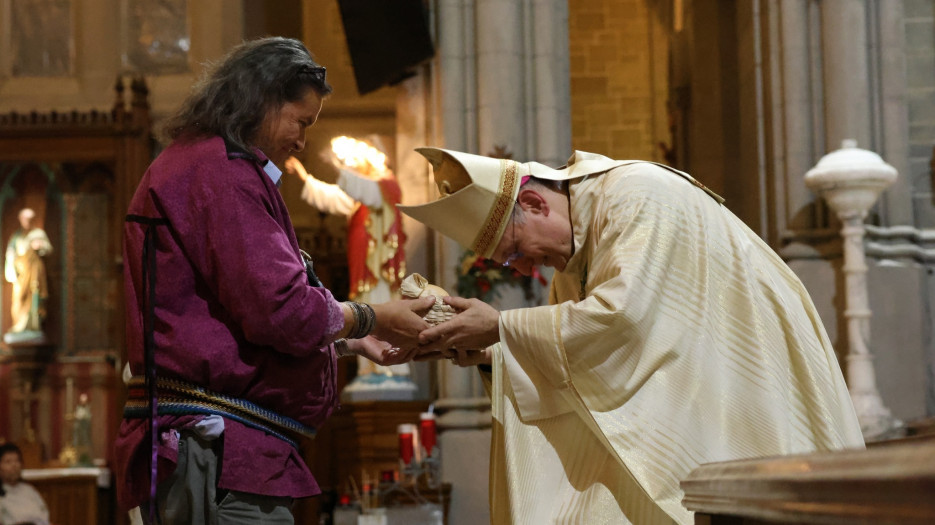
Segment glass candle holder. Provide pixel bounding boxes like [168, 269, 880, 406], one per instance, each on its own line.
[397, 423, 416, 466]
[419, 412, 437, 457]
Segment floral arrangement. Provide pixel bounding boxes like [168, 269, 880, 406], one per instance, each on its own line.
[456, 250, 548, 303]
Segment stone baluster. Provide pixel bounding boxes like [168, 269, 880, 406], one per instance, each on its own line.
[804, 139, 902, 440]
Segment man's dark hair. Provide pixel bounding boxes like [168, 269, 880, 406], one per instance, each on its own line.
[0, 442, 23, 493]
[162, 37, 333, 157]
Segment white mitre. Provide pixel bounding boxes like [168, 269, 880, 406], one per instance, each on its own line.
[398, 148, 631, 258]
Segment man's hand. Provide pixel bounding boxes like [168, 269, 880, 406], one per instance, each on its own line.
[370, 296, 436, 351]
[284, 156, 309, 181]
[417, 296, 501, 354]
[348, 336, 418, 366]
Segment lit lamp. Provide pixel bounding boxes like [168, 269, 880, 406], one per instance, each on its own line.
[331, 135, 387, 177]
[804, 138, 903, 440]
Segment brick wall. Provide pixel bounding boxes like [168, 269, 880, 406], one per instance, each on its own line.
[568, 0, 671, 161]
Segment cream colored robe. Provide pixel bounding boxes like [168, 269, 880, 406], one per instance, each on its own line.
[490, 162, 864, 524]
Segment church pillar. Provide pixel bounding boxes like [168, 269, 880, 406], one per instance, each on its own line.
[529, 0, 572, 168]
[812, 0, 913, 226]
[820, 0, 872, 152]
[475, 0, 525, 158]
[775, 0, 824, 232]
[873, 0, 912, 225]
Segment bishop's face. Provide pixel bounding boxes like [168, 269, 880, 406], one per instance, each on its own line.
[490, 203, 573, 276]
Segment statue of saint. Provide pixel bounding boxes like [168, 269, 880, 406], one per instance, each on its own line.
[4, 208, 52, 343]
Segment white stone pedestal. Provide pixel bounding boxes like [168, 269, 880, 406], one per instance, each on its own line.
[804, 139, 903, 441]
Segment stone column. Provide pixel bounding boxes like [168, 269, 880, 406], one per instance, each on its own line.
[529, 0, 572, 167]
[475, 0, 525, 158]
[775, 0, 823, 232]
[820, 0, 872, 150]
[873, 0, 912, 225]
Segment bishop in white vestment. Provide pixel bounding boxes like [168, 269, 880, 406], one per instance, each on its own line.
[401, 148, 865, 524]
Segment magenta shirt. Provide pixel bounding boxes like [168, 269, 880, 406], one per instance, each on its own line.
[115, 136, 342, 509]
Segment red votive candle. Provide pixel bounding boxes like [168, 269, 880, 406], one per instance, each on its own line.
[420, 412, 437, 457]
[398, 423, 416, 465]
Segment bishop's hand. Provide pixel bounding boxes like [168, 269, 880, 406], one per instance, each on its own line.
[416, 296, 500, 360]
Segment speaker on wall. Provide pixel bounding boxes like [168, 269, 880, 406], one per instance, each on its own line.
[337, 0, 435, 95]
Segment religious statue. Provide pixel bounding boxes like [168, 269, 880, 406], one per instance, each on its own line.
[286, 136, 416, 401]
[72, 393, 93, 467]
[4, 208, 52, 344]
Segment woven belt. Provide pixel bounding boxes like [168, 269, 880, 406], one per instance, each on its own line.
[124, 376, 316, 449]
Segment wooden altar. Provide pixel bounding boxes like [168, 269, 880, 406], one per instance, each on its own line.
[22, 467, 114, 525]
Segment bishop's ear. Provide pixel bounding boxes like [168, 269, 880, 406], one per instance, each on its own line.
[516, 187, 550, 216]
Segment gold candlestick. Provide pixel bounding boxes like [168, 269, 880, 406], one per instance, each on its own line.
[59, 376, 77, 466]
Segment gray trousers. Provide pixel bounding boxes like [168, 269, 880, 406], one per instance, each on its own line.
[142, 431, 294, 525]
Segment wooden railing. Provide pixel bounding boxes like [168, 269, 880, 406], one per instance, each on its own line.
[681, 436, 935, 524]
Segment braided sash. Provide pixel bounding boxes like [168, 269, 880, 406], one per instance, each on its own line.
[124, 376, 317, 449]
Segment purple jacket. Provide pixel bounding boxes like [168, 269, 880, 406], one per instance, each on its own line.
[116, 136, 342, 509]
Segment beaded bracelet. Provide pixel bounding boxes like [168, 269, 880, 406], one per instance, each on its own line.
[360, 302, 375, 335]
[344, 301, 376, 339]
[345, 301, 360, 338]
